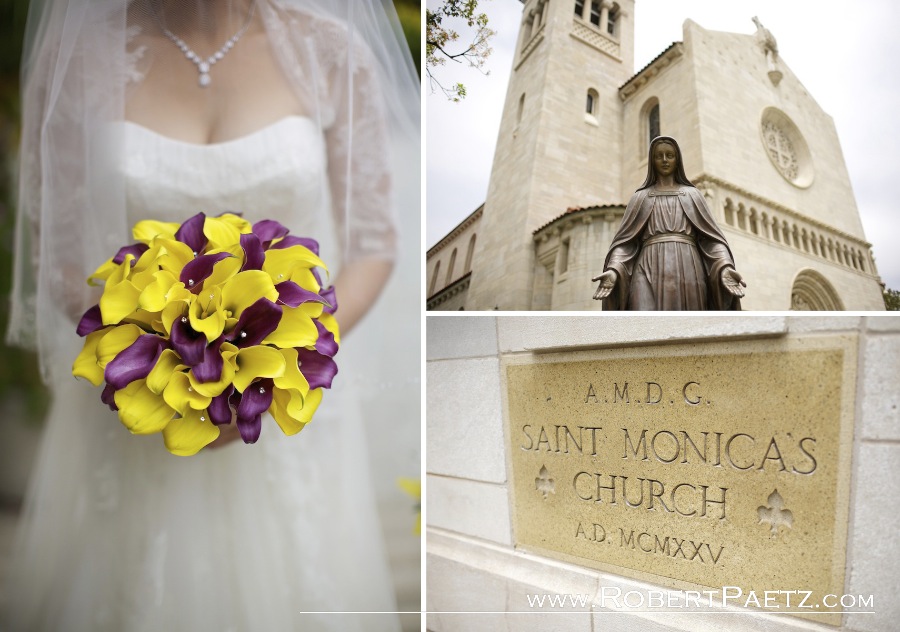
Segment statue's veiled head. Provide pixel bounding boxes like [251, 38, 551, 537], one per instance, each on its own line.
[638, 136, 695, 190]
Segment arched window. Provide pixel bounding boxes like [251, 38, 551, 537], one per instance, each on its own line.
[585, 88, 599, 123]
[558, 239, 571, 275]
[429, 261, 441, 296]
[445, 248, 457, 285]
[640, 98, 661, 155]
[464, 234, 476, 273]
[648, 103, 660, 144]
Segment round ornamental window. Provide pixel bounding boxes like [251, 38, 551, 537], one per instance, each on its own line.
[760, 108, 814, 188]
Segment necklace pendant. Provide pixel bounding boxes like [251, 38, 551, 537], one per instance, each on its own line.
[199, 73, 211, 88]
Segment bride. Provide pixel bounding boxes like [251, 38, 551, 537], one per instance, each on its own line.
[2, 1, 420, 630]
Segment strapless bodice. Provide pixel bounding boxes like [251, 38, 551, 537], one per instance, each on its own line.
[112, 116, 336, 259]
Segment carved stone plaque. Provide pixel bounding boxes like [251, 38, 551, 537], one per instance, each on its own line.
[504, 336, 856, 623]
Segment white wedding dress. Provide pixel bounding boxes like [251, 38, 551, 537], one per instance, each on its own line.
[3, 117, 401, 631]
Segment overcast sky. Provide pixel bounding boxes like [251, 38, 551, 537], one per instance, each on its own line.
[426, 0, 900, 291]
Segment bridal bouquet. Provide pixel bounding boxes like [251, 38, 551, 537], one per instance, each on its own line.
[73, 212, 339, 456]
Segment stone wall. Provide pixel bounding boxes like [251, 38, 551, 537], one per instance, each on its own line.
[427, 315, 900, 631]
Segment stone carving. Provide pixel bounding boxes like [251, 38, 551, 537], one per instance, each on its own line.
[762, 121, 799, 181]
[535, 465, 555, 500]
[752, 16, 782, 85]
[758, 489, 793, 537]
[592, 136, 745, 309]
[571, 19, 620, 59]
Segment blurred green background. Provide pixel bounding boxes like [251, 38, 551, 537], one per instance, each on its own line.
[0, 0, 421, 436]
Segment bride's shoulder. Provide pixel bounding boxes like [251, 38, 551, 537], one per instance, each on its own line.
[271, 2, 374, 70]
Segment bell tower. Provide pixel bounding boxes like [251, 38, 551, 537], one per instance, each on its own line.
[465, 0, 636, 310]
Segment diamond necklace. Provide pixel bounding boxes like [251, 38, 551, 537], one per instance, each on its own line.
[155, 1, 256, 88]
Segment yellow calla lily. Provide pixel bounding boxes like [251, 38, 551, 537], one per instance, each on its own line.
[139, 270, 179, 312]
[262, 246, 327, 283]
[153, 239, 195, 275]
[286, 268, 321, 293]
[96, 324, 143, 368]
[220, 270, 278, 319]
[99, 254, 141, 325]
[217, 212, 252, 234]
[133, 219, 180, 244]
[163, 408, 220, 456]
[273, 348, 310, 399]
[270, 387, 322, 435]
[163, 371, 213, 414]
[88, 258, 119, 286]
[72, 328, 112, 385]
[232, 345, 286, 393]
[318, 313, 341, 344]
[188, 286, 227, 342]
[203, 216, 242, 249]
[262, 305, 318, 348]
[114, 379, 176, 435]
[146, 349, 184, 394]
[202, 249, 243, 289]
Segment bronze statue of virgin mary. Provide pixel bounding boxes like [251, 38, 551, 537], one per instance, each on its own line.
[592, 136, 746, 310]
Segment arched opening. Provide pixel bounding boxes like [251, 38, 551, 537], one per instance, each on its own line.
[640, 98, 660, 154]
[429, 260, 441, 296]
[464, 234, 476, 273]
[790, 269, 844, 311]
[724, 199, 735, 226]
[445, 248, 457, 285]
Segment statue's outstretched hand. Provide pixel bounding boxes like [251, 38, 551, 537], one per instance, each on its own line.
[592, 270, 618, 300]
[721, 268, 747, 298]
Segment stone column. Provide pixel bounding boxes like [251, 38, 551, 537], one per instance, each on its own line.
[582, 0, 592, 21]
[529, 8, 539, 39]
[599, 0, 612, 32]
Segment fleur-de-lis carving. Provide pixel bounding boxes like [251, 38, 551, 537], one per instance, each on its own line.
[535, 465, 555, 500]
[758, 489, 793, 537]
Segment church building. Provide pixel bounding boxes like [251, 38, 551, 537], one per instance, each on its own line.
[426, 0, 885, 310]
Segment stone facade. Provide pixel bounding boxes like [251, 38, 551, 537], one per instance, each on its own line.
[426, 1, 884, 310]
[426, 315, 900, 631]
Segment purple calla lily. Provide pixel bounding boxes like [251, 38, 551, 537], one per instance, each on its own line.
[240, 233, 265, 271]
[193, 339, 225, 383]
[252, 219, 289, 247]
[112, 243, 149, 265]
[313, 320, 338, 357]
[275, 281, 327, 308]
[175, 212, 208, 254]
[296, 347, 338, 390]
[170, 316, 207, 366]
[235, 378, 275, 444]
[101, 383, 118, 411]
[180, 252, 233, 293]
[208, 386, 235, 425]
[104, 334, 168, 389]
[225, 298, 283, 348]
[76, 304, 104, 336]
[269, 235, 319, 255]
[319, 285, 337, 315]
